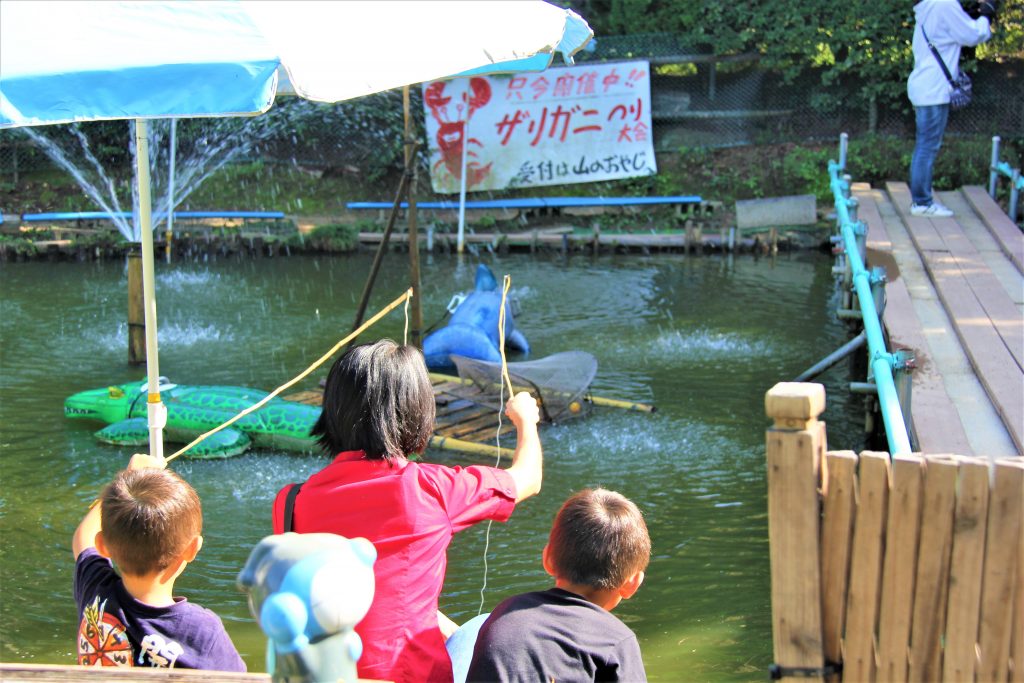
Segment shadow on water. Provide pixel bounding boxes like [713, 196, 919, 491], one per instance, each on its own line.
[0, 251, 864, 680]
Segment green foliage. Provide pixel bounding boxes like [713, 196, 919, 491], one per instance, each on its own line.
[0, 234, 39, 256]
[775, 146, 833, 202]
[655, 63, 697, 77]
[845, 134, 911, 183]
[475, 215, 497, 230]
[309, 223, 359, 252]
[248, 92, 419, 183]
[977, 3, 1024, 58]
[565, 0, 1022, 114]
[284, 233, 310, 250]
[923, 136, 998, 190]
[842, 133, 1003, 191]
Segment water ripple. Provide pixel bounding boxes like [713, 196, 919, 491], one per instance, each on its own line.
[157, 268, 222, 289]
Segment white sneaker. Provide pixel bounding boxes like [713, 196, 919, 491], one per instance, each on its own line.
[910, 202, 954, 218]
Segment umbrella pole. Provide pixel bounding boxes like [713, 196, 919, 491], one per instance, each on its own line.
[134, 119, 167, 462]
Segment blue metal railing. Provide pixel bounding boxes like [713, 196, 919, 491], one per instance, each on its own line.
[829, 135, 912, 455]
[988, 136, 1022, 225]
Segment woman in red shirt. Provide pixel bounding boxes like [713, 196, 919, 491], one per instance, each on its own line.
[272, 339, 542, 683]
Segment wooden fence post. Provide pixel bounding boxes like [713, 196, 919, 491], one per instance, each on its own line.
[766, 382, 827, 682]
[877, 454, 924, 683]
[843, 451, 891, 683]
[820, 450, 858, 681]
[943, 457, 991, 682]
[977, 458, 1023, 683]
[909, 455, 959, 682]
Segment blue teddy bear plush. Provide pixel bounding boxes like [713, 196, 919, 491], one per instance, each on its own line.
[238, 533, 377, 683]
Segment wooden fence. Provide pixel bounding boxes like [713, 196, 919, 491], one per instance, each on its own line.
[766, 382, 1023, 682]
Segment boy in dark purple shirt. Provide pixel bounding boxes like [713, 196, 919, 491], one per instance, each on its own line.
[72, 453, 245, 672]
[466, 488, 652, 682]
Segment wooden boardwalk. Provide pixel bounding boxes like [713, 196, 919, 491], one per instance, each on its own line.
[855, 182, 1023, 457]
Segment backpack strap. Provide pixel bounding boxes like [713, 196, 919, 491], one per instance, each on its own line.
[282, 482, 304, 533]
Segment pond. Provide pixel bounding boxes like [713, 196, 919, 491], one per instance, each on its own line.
[0, 250, 864, 680]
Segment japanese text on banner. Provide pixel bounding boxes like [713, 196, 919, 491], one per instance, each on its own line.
[422, 60, 656, 193]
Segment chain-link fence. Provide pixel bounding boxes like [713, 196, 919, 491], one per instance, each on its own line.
[582, 33, 1023, 150]
[2, 33, 1022, 182]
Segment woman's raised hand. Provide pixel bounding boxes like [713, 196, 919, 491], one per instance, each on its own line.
[505, 392, 540, 429]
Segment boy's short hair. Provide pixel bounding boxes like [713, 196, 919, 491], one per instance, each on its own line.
[101, 468, 202, 576]
[548, 488, 651, 591]
[311, 339, 435, 462]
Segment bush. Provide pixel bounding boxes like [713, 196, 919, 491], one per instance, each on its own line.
[846, 133, 1003, 193]
[0, 234, 39, 258]
[310, 223, 359, 252]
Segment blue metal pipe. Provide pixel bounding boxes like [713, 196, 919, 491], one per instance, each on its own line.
[989, 136, 1001, 197]
[829, 159, 912, 455]
[21, 210, 284, 222]
[993, 161, 1024, 190]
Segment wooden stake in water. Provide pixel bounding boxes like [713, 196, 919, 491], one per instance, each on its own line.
[127, 248, 145, 365]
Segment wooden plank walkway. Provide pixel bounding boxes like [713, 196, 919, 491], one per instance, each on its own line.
[855, 182, 1022, 456]
[857, 185, 975, 455]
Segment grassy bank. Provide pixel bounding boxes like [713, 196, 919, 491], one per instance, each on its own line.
[2, 134, 1015, 234]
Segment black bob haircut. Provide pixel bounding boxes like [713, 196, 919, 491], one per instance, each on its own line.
[312, 339, 436, 462]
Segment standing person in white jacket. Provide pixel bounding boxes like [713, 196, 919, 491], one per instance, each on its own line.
[907, 0, 995, 217]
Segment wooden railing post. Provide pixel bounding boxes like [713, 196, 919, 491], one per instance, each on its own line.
[977, 458, 1024, 683]
[766, 382, 827, 682]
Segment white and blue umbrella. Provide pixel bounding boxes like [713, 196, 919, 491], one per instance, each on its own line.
[0, 0, 593, 459]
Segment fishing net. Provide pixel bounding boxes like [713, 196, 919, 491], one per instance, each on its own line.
[451, 351, 598, 423]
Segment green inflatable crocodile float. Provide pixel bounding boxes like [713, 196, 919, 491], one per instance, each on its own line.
[64, 380, 320, 458]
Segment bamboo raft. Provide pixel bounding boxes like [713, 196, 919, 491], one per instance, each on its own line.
[284, 372, 655, 459]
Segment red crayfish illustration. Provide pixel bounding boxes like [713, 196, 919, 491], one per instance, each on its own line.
[424, 78, 493, 188]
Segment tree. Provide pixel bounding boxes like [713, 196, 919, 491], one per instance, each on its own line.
[561, 0, 1022, 115]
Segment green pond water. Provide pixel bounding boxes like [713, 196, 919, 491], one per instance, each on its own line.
[0, 251, 864, 680]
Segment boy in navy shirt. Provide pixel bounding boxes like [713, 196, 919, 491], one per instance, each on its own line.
[467, 488, 651, 682]
[72, 453, 245, 671]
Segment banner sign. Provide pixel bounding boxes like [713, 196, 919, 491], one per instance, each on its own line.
[422, 60, 655, 193]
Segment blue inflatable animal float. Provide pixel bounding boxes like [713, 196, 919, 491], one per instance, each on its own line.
[422, 264, 530, 371]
